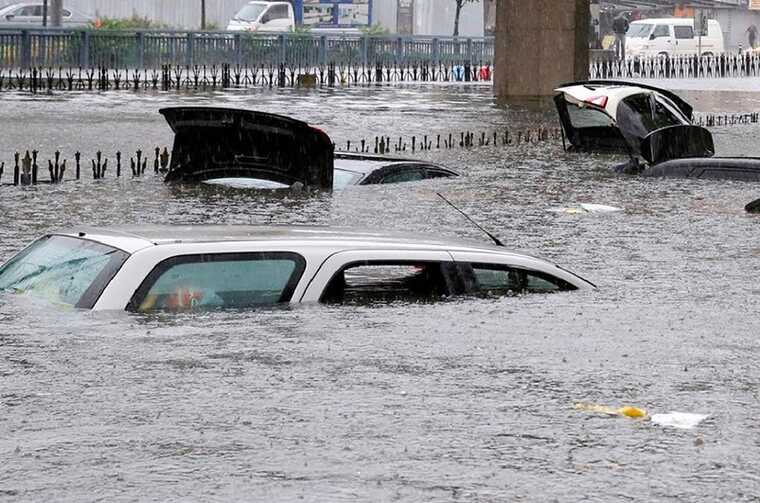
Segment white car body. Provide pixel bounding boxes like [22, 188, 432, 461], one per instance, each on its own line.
[227, 1, 295, 32]
[626, 18, 724, 59]
[0, 226, 595, 312]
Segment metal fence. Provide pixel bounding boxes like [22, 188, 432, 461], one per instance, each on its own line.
[0, 28, 494, 70]
[590, 53, 760, 80]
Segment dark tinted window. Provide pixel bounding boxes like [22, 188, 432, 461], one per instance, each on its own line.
[321, 261, 456, 305]
[380, 167, 425, 184]
[674, 26, 694, 39]
[462, 264, 575, 296]
[617, 93, 683, 142]
[652, 25, 670, 38]
[424, 167, 457, 179]
[130, 252, 305, 312]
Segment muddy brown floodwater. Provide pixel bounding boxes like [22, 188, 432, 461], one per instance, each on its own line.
[1, 84, 759, 502]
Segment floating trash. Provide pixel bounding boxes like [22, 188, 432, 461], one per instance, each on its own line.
[575, 402, 708, 430]
[552, 203, 623, 214]
[650, 412, 709, 430]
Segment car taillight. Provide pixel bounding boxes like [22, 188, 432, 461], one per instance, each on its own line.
[585, 95, 608, 108]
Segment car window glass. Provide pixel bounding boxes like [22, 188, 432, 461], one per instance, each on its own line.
[380, 167, 425, 184]
[652, 25, 670, 38]
[321, 261, 453, 305]
[268, 5, 289, 20]
[566, 103, 614, 128]
[627, 24, 652, 38]
[0, 235, 126, 308]
[467, 264, 571, 296]
[235, 4, 267, 22]
[333, 168, 362, 189]
[16, 6, 38, 16]
[617, 93, 683, 140]
[133, 254, 304, 312]
[674, 26, 694, 39]
[424, 167, 456, 179]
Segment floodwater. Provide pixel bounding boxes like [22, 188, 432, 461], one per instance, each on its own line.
[1, 83, 760, 502]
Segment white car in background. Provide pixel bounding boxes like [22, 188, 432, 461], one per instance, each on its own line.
[226, 1, 295, 32]
[0, 226, 595, 312]
[626, 18, 724, 59]
[0, 2, 93, 28]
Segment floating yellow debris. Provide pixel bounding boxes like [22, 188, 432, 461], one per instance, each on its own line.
[575, 402, 648, 419]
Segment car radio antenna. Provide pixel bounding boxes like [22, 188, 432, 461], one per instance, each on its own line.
[436, 193, 504, 247]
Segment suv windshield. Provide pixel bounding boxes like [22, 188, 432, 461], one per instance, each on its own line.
[0, 235, 128, 308]
[234, 4, 268, 22]
[627, 24, 653, 38]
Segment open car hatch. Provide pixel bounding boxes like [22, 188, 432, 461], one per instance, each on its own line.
[160, 107, 334, 190]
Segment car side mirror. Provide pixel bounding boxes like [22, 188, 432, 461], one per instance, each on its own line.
[260, 15, 270, 24]
[5, 14, 15, 20]
[649, 33, 656, 40]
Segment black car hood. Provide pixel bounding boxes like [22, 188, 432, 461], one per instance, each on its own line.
[160, 107, 334, 190]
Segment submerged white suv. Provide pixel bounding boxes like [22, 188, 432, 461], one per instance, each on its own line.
[0, 226, 595, 312]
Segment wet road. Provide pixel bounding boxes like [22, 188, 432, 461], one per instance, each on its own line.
[1, 85, 760, 501]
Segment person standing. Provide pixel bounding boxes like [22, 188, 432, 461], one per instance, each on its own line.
[612, 13, 630, 60]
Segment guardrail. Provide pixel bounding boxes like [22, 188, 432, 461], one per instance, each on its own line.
[0, 28, 494, 69]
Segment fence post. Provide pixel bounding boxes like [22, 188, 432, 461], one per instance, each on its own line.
[234, 33, 242, 66]
[278, 33, 286, 66]
[319, 35, 327, 67]
[21, 30, 31, 68]
[432, 37, 439, 67]
[362, 35, 368, 67]
[466, 38, 473, 65]
[79, 30, 90, 68]
[186, 32, 194, 67]
[137, 31, 145, 68]
[396, 36, 403, 65]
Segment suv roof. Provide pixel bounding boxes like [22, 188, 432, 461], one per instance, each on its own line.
[55, 225, 513, 255]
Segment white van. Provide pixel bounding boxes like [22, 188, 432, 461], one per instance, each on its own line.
[626, 18, 724, 59]
[227, 1, 295, 32]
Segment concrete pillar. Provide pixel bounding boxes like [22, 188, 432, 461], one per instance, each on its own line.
[495, 0, 590, 99]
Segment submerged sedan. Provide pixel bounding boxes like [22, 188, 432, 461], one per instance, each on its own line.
[554, 80, 760, 181]
[0, 226, 594, 312]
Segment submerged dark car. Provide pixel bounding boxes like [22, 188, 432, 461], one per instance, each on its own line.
[160, 107, 458, 190]
[554, 80, 760, 181]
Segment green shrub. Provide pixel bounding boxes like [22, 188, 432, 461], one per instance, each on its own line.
[92, 15, 169, 31]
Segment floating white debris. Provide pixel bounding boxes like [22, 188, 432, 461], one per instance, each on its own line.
[650, 412, 709, 430]
[552, 204, 623, 214]
[575, 403, 708, 430]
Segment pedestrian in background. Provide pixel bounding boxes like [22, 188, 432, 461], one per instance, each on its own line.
[612, 13, 630, 60]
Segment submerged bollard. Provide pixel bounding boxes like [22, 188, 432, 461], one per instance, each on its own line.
[0, 162, 3, 183]
[116, 151, 121, 177]
[160, 147, 170, 173]
[20, 151, 32, 186]
[154, 147, 160, 173]
[31, 150, 38, 185]
[13, 152, 19, 186]
[75, 151, 81, 180]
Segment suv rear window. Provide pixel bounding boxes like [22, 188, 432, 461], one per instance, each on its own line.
[0, 235, 128, 308]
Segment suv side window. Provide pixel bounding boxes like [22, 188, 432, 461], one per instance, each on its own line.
[129, 252, 306, 312]
[674, 26, 694, 39]
[459, 263, 575, 296]
[652, 25, 670, 38]
[321, 261, 459, 305]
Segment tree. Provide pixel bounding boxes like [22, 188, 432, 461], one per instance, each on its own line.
[453, 0, 479, 37]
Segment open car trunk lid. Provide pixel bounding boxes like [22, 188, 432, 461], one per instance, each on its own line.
[160, 107, 334, 190]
